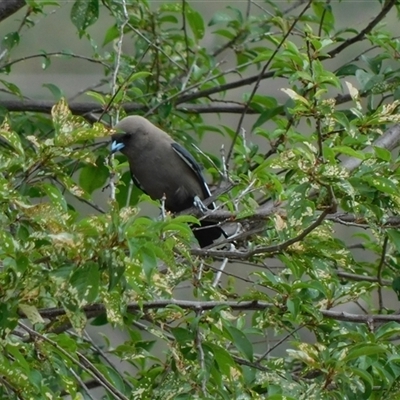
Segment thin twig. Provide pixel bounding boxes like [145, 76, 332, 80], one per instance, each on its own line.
[256, 325, 304, 363]
[18, 322, 129, 400]
[160, 193, 167, 221]
[377, 235, 389, 312]
[68, 79, 108, 103]
[195, 311, 207, 396]
[212, 256, 230, 287]
[283, 0, 308, 15]
[127, 23, 185, 71]
[69, 368, 97, 400]
[327, 0, 396, 58]
[337, 271, 390, 286]
[182, 0, 190, 70]
[225, 0, 313, 168]
[317, 0, 331, 37]
[0, 51, 110, 71]
[192, 144, 225, 179]
[106, 0, 129, 200]
[82, 330, 135, 392]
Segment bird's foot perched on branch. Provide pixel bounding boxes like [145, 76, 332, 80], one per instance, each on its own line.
[193, 195, 208, 213]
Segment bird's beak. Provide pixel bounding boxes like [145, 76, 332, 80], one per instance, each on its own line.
[111, 141, 125, 153]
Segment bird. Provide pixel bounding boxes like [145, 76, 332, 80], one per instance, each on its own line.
[110, 115, 225, 247]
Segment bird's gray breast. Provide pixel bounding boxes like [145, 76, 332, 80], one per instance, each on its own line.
[129, 143, 204, 212]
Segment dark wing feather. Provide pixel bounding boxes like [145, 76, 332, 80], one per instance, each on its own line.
[171, 142, 212, 199]
[131, 172, 147, 194]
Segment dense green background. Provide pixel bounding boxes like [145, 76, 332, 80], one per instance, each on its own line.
[1, 0, 400, 398]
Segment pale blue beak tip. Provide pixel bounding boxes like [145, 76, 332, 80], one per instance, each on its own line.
[111, 141, 125, 153]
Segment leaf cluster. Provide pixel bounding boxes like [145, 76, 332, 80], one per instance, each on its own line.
[2, 0, 400, 399]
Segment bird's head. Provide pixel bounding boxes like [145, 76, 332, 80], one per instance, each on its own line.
[110, 116, 149, 154]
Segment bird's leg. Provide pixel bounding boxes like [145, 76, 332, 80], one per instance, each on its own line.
[193, 195, 208, 213]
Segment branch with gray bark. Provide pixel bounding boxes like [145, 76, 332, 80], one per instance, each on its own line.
[0, 0, 26, 23]
[0, 99, 260, 115]
[18, 299, 400, 325]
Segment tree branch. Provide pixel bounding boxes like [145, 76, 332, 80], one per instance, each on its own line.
[0, 51, 110, 70]
[0, 99, 260, 116]
[328, 0, 397, 58]
[0, 0, 26, 23]
[192, 209, 330, 259]
[336, 271, 391, 286]
[177, 70, 275, 104]
[189, 210, 400, 229]
[21, 300, 400, 325]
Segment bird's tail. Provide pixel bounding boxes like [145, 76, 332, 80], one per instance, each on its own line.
[192, 221, 226, 248]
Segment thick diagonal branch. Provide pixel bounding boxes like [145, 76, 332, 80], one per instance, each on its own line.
[0, 0, 26, 22]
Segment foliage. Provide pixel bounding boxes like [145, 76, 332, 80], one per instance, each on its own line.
[1, 0, 400, 398]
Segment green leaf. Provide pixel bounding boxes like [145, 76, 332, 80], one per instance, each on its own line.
[224, 324, 253, 361]
[392, 277, 400, 300]
[344, 343, 386, 362]
[0, 79, 22, 97]
[52, 98, 109, 145]
[375, 321, 400, 340]
[350, 367, 373, 398]
[0, 125, 24, 157]
[311, 2, 334, 34]
[19, 304, 45, 325]
[252, 106, 283, 129]
[6, 344, 31, 372]
[226, 6, 243, 24]
[388, 229, 400, 253]
[140, 243, 158, 281]
[86, 90, 107, 104]
[38, 183, 68, 212]
[41, 53, 51, 69]
[336, 64, 359, 77]
[365, 176, 399, 196]
[102, 24, 119, 46]
[374, 146, 391, 162]
[69, 262, 100, 303]
[158, 15, 179, 24]
[355, 69, 383, 92]
[203, 342, 235, 376]
[287, 298, 300, 318]
[185, 6, 205, 40]
[115, 170, 143, 207]
[361, 54, 385, 75]
[252, 50, 274, 63]
[79, 157, 109, 195]
[171, 327, 194, 344]
[0, 230, 17, 255]
[332, 146, 365, 160]
[1, 32, 20, 50]
[42, 83, 63, 100]
[267, 396, 297, 400]
[128, 71, 152, 83]
[208, 12, 234, 26]
[212, 28, 235, 39]
[70, 0, 99, 36]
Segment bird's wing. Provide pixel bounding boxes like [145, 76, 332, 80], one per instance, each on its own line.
[131, 172, 147, 194]
[171, 142, 212, 200]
